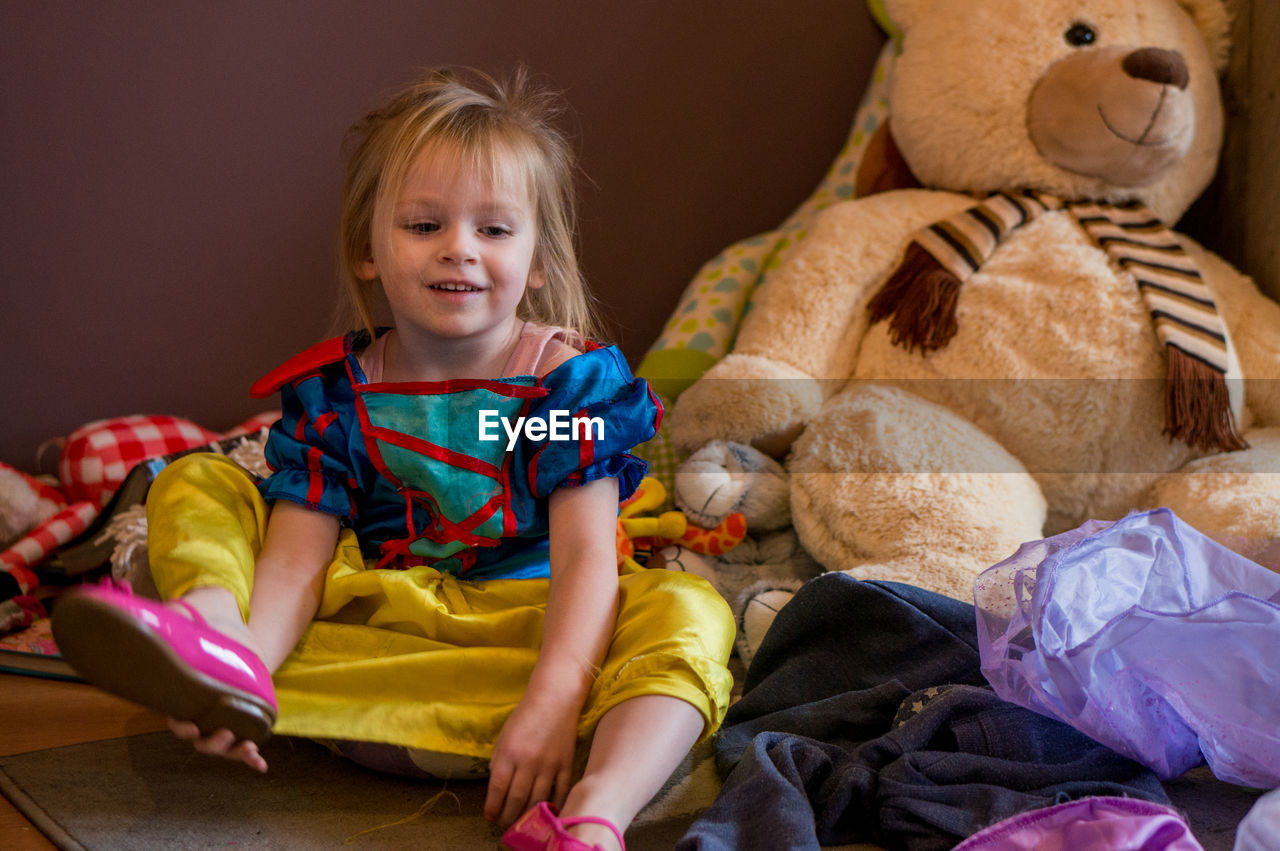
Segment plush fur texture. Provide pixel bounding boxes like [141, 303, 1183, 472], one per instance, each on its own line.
[0, 465, 56, 549]
[673, 441, 792, 532]
[671, 0, 1280, 602]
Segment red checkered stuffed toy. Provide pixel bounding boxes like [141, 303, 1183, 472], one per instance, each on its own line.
[0, 413, 279, 623]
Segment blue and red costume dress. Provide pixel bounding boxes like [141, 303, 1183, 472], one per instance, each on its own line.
[144, 329, 735, 762]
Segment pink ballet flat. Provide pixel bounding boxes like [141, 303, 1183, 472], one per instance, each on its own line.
[52, 580, 277, 744]
[502, 802, 626, 851]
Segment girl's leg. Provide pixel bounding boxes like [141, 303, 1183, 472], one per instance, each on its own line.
[560, 695, 706, 850]
[164, 586, 272, 772]
[148, 453, 265, 606]
[149, 454, 345, 769]
[526, 568, 733, 847]
[177, 585, 262, 656]
[56, 454, 278, 767]
[147, 453, 270, 656]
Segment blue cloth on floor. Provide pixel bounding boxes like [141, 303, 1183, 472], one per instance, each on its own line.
[677, 574, 1168, 851]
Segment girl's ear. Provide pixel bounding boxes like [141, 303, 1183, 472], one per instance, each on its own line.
[356, 244, 378, 281]
[527, 267, 546, 290]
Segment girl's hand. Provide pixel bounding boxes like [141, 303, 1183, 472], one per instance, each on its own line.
[484, 691, 579, 827]
[168, 719, 269, 773]
[484, 476, 620, 826]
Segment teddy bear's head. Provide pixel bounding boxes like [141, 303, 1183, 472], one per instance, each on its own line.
[883, 0, 1230, 223]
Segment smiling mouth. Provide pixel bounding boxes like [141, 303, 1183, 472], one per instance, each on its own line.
[429, 281, 482, 292]
[1097, 102, 1176, 148]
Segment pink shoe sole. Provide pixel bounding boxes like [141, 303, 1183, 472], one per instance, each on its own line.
[502, 801, 626, 851]
[52, 583, 277, 745]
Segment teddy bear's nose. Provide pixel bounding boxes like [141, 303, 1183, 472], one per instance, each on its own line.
[1122, 47, 1189, 90]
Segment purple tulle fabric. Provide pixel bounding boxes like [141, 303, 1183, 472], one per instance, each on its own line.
[974, 508, 1280, 787]
[953, 797, 1202, 851]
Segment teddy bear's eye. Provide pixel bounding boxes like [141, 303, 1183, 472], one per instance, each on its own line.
[1064, 22, 1097, 47]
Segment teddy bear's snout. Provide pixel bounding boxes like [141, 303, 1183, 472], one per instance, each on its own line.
[1026, 44, 1195, 187]
[1122, 47, 1189, 90]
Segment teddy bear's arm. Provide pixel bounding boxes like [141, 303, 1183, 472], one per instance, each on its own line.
[1188, 243, 1280, 427]
[671, 190, 976, 455]
[733, 192, 950, 377]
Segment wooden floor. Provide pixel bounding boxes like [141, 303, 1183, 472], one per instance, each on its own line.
[0, 673, 169, 848]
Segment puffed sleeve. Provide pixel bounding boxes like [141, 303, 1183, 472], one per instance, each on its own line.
[522, 345, 662, 501]
[258, 373, 358, 519]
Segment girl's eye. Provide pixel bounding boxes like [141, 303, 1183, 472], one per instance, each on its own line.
[480, 225, 511, 238]
[407, 222, 438, 234]
[1064, 22, 1096, 46]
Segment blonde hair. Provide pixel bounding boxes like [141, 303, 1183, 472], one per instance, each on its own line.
[338, 67, 604, 341]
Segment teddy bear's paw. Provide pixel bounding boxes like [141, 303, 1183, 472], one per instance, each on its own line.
[735, 580, 805, 667]
[786, 385, 1046, 588]
[674, 440, 791, 532]
[669, 354, 823, 455]
[837, 558, 980, 602]
[1151, 426, 1280, 551]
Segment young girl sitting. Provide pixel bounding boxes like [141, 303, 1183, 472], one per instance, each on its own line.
[52, 67, 735, 851]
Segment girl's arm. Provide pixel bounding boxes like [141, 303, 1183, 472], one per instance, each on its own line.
[484, 475, 621, 826]
[247, 499, 341, 670]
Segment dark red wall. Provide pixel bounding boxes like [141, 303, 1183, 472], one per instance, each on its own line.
[0, 2, 883, 472]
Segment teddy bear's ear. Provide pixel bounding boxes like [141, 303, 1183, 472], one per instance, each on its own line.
[878, 0, 933, 40]
[1177, 0, 1232, 73]
[855, 120, 922, 197]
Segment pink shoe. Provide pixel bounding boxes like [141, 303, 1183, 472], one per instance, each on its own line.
[52, 581, 277, 744]
[502, 802, 626, 851]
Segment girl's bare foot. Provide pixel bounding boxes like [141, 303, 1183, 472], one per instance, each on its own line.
[168, 719, 270, 772]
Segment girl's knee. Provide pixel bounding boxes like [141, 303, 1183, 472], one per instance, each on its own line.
[146, 454, 269, 602]
[149, 453, 267, 524]
[620, 569, 732, 625]
[615, 570, 735, 667]
[152, 452, 254, 497]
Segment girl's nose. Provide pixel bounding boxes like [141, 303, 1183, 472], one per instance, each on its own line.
[438, 230, 478, 264]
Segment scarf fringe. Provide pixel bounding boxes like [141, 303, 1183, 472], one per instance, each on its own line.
[867, 241, 962, 353]
[1165, 349, 1249, 453]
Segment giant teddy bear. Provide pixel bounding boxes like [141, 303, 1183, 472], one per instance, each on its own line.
[670, 0, 1280, 609]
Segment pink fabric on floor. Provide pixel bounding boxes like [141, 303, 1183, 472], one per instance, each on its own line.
[954, 797, 1202, 851]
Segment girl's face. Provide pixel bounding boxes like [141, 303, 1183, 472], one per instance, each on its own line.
[360, 142, 542, 352]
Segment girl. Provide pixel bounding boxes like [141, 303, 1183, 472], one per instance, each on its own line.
[52, 68, 735, 851]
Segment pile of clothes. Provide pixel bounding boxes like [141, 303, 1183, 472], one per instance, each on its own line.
[678, 509, 1280, 850]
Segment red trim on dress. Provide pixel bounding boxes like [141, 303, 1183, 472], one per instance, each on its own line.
[313, 411, 338, 435]
[250, 336, 348, 399]
[527, 449, 542, 497]
[500, 399, 530, 538]
[401, 487, 499, 548]
[350, 358, 413, 528]
[575, 407, 595, 470]
[366, 426, 501, 479]
[648, 385, 664, 434]
[361, 378, 548, 399]
[305, 446, 326, 507]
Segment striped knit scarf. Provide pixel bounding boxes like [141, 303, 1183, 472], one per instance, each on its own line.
[867, 190, 1247, 453]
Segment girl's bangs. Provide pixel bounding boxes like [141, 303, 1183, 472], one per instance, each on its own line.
[418, 125, 540, 206]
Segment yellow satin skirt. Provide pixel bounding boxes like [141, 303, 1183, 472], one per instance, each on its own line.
[145, 453, 735, 758]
